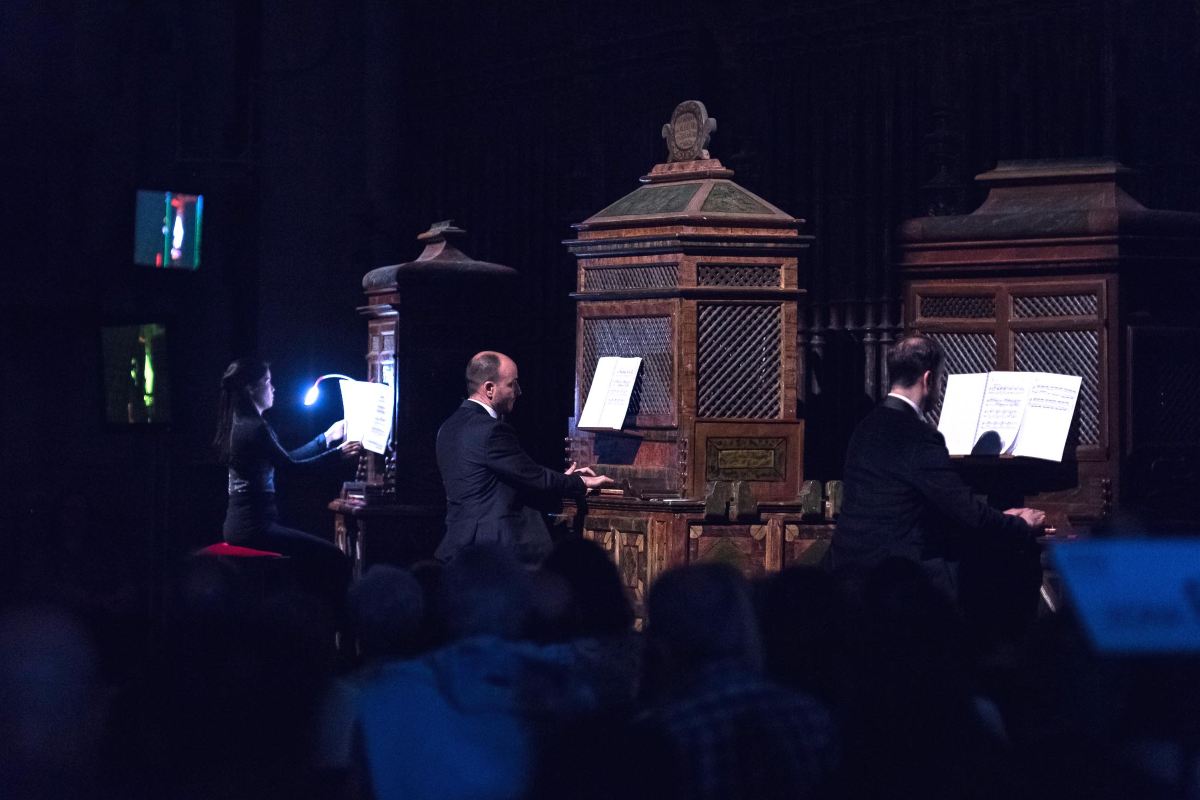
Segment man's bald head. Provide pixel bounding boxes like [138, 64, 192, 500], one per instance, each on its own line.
[466, 351, 520, 414]
[466, 351, 503, 395]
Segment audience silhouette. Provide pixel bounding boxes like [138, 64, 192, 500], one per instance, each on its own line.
[1, 508, 1191, 800]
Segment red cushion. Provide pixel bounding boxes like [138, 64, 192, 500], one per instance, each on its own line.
[196, 542, 286, 559]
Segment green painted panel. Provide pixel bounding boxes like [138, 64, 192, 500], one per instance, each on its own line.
[594, 183, 700, 217]
[701, 183, 772, 215]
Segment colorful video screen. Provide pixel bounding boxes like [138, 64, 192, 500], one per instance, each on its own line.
[101, 323, 171, 424]
[134, 190, 203, 269]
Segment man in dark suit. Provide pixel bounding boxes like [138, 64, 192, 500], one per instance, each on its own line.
[435, 351, 614, 563]
[830, 335, 1045, 598]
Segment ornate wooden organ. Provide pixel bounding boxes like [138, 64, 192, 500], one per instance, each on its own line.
[329, 222, 519, 575]
[898, 160, 1200, 528]
[557, 102, 824, 618]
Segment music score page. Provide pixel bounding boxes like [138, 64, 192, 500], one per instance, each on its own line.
[938, 371, 1082, 461]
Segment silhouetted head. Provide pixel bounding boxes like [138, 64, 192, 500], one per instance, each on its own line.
[541, 537, 634, 638]
[758, 566, 840, 698]
[439, 544, 534, 641]
[646, 562, 762, 673]
[348, 565, 425, 660]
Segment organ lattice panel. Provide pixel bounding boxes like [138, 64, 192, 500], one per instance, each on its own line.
[581, 316, 674, 419]
[697, 303, 782, 419]
[1014, 329, 1102, 446]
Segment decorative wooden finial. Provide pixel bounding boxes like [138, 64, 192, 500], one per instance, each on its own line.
[661, 100, 716, 162]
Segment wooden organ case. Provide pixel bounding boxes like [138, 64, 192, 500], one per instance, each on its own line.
[329, 222, 519, 575]
[898, 160, 1200, 529]
[558, 102, 818, 617]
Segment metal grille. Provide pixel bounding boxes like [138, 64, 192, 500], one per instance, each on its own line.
[1139, 362, 1200, 446]
[584, 264, 678, 291]
[1015, 330, 1102, 446]
[920, 295, 996, 319]
[926, 332, 997, 424]
[1012, 294, 1099, 318]
[697, 264, 781, 287]
[697, 304, 781, 418]
[581, 317, 673, 417]
[1132, 330, 1200, 446]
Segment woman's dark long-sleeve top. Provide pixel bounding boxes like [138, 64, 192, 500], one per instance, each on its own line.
[223, 412, 341, 540]
[227, 411, 338, 494]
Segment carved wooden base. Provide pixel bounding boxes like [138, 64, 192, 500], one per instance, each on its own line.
[559, 497, 833, 625]
[329, 499, 444, 579]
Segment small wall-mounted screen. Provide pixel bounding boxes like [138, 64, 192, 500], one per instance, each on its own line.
[101, 323, 171, 424]
[134, 190, 203, 268]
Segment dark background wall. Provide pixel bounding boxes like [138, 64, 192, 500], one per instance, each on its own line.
[2, 0, 1197, 587]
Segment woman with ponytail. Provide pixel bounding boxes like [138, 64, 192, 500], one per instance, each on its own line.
[214, 357, 358, 604]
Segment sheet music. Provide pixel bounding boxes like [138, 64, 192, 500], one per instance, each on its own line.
[339, 381, 367, 442]
[578, 356, 642, 431]
[938, 373, 988, 455]
[977, 372, 1033, 454]
[1010, 373, 1082, 461]
[937, 371, 1081, 461]
[339, 380, 394, 455]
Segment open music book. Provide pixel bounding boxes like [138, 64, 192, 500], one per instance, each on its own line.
[338, 379, 394, 455]
[937, 371, 1082, 461]
[578, 356, 642, 431]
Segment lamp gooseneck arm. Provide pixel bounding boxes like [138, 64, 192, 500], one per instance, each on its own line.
[303, 373, 354, 406]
